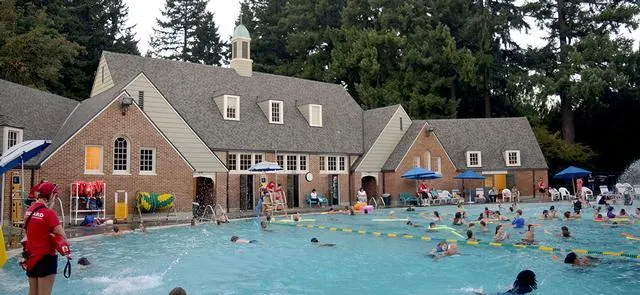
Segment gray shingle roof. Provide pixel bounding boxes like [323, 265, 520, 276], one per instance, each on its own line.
[427, 117, 547, 170]
[0, 79, 78, 141]
[103, 52, 364, 154]
[382, 120, 426, 171]
[33, 81, 131, 165]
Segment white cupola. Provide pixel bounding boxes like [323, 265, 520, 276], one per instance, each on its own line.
[230, 24, 253, 77]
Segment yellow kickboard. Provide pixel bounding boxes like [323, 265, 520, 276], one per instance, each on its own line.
[0, 227, 7, 268]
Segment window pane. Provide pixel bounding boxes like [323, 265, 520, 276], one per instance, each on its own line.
[140, 149, 154, 172]
[277, 155, 284, 168]
[226, 97, 238, 119]
[242, 41, 248, 58]
[240, 154, 252, 170]
[232, 42, 237, 59]
[287, 155, 297, 171]
[319, 156, 325, 171]
[7, 131, 18, 149]
[254, 154, 262, 164]
[227, 154, 237, 170]
[339, 157, 345, 171]
[300, 156, 307, 171]
[328, 156, 337, 171]
[271, 101, 281, 123]
[310, 105, 322, 126]
[85, 146, 102, 172]
[113, 138, 128, 171]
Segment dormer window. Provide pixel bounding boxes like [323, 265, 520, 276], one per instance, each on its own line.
[309, 104, 322, 127]
[224, 95, 240, 120]
[3, 127, 23, 153]
[466, 151, 482, 168]
[269, 100, 283, 124]
[505, 150, 521, 166]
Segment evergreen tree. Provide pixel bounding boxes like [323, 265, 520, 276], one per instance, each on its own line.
[523, 0, 639, 142]
[150, 0, 225, 66]
[0, 0, 81, 91]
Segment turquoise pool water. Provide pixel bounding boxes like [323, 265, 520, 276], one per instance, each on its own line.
[1, 202, 639, 294]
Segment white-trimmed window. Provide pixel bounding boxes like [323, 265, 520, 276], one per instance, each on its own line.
[413, 156, 420, 167]
[309, 104, 323, 127]
[3, 127, 23, 153]
[275, 154, 309, 173]
[224, 95, 240, 120]
[139, 148, 156, 174]
[505, 150, 521, 167]
[300, 155, 307, 171]
[113, 137, 129, 174]
[227, 153, 264, 172]
[435, 157, 442, 174]
[84, 145, 103, 174]
[269, 100, 283, 124]
[320, 155, 347, 173]
[424, 151, 431, 170]
[466, 151, 482, 168]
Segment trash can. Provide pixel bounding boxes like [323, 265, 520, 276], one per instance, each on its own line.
[382, 193, 391, 207]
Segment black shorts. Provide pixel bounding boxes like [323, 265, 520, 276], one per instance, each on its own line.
[26, 255, 58, 278]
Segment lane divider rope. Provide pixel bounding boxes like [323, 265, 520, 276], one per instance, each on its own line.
[278, 222, 639, 259]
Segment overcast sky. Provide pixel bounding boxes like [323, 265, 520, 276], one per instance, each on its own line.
[126, 0, 638, 56]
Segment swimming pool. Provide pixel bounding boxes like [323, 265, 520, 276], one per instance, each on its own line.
[1, 203, 639, 294]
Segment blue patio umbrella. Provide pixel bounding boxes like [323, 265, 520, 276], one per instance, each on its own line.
[453, 170, 485, 203]
[553, 166, 591, 196]
[401, 167, 439, 180]
[0, 140, 51, 225]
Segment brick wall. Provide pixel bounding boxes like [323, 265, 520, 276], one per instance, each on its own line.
[35, 97, 194, 220]
[382, 128, 460, 205]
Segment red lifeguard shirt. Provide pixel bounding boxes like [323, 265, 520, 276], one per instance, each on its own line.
[418, 183, 429, 192]
[266, 182, 275, 191]
[24, 202, 60, 256]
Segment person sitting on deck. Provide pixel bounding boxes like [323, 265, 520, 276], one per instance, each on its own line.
[487, 187, 498, 203]
[310, 188, 319, 202]
[417, 182, 430, 203]
[357, 188, 367, 203]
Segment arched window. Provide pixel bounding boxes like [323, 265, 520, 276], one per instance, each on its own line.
[424, 151, 431, 170]
[113, 137, 129, 173]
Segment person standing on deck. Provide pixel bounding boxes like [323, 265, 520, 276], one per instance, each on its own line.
[576, 178, 583, 198]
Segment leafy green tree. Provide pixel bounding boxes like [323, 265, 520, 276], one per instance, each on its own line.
[533, 126, 596, 172]
[0, 1, 81, 91]
[150, 0, 225, 65]
[523, 0, 639, 143]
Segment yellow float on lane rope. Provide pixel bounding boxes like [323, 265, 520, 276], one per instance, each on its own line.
[387, 233, 397, 238]
[0, 227, 7, 268]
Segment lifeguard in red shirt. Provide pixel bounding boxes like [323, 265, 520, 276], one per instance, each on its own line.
[418, 182, 430, 198]
[21, 182, 69, 295]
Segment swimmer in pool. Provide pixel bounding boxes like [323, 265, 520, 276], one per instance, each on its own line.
[432, 211, 442, 221]
[606, 206, 616, 219]
[541, 210, 550, 220]
[406, 206, 416, 212]
[619, 209, 629, 218]
[260, 221, 273, 232]
[593, 213, 604, 222]
[406, 220, 422, 227]
[430, 241, 458, 258]
[77, 257, 91, 269]
[517, 224, 536, 245]
[231, 236, 257, 244]
[511, 210, 525, 228]
[494, 225, 509, 242]
[388, 211, 396, 219]
[310, 237, 336, 247]
[106, 225, 121, 236]
[564, 252, 596, 266]
[138, 223, 147, 233]
[549, 206, 557, 218]
[479, 221, 488, 232]
[427, 222, 438, 231]
[466, 230, 477, 242]
[494, 211, 509, 221]
[563, 211, 580, 220]
[293, 212, 302, 222]
[452, 212, 465, 225]
[474, 269, 537, 295]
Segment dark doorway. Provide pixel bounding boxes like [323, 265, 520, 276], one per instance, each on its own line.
[239, 174, 254, 211]
[329, 175, 340, 205]
[362, 176, 377, 200]
[195, 177, 215, 207]
[286, 174, 300, 208]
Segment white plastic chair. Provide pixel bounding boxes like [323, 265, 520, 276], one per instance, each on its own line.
[439, 190, 453, 204]
[501, 188, 513, 203]
[599, 185, 611, 195]
[549, 188, 560, 201]
[581, 187, 594, 200]
[558, 187, 571, 200]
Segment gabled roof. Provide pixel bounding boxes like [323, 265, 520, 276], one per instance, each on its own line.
[35, 81, 132, 165]
[0, 79, 78, 141]
[382, 120, 426, 171]
[102, 51, 364, 154]
[426, 117, 547, 170]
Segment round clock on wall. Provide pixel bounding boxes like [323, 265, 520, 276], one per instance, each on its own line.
[305, 172, 313, 182]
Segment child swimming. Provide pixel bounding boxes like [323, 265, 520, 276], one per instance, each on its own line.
[430, 241, 458, 258]
[494, 225, 509, 242]
[511, 210, 525, 228]
[452, 212, 465, 225]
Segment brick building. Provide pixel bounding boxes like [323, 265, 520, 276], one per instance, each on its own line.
[1, 24, 548, 225]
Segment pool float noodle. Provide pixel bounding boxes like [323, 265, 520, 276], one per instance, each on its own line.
[277, 219, 316, 223]
[609, 218, 631, 222]
[372, 218, 410, 222]
[271, 222, 640, 259]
